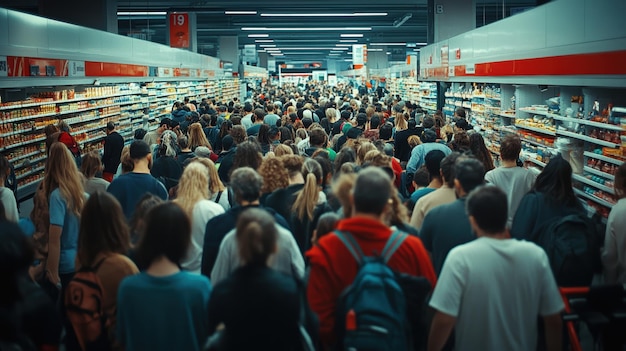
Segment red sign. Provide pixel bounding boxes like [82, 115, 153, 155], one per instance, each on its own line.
[455, 49, 461, 60]
[169, 13, 190, 48]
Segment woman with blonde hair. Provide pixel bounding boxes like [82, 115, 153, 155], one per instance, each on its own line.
[80, 150, 109, 194]
[192, 158, 231, 211]
[187, 122, 212, 152]
[356, 141, 377, 165]
[174, 162, 225, 273]
[42, 142, 87, 301]
[273, 144, 293, 157]
[290, 158, 332, 253]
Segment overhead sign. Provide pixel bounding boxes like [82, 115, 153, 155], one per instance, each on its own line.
[169, 13, 190, 48]
[352, 44, 367, 65]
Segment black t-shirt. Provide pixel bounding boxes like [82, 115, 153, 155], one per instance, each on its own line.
[264, 184, 305, 221]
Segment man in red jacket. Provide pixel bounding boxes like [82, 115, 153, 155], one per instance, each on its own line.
[306, 167, 437, 348]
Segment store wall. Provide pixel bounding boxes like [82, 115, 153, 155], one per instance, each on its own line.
[433, 0, 476, 42]
[39, 0, 117, 34]
[368, 51, 389, 70]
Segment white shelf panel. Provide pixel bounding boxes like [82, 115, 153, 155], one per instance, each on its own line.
[573, 188, 615, 208]
[583, 151, 624, 166]
[515, 124, 556, 136]
[572, 174, 615, 194]
[556, 130, 621, 148]
[583, 166, 615, 181]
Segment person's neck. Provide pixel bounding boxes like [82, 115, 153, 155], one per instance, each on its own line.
[146, 256, 180, 277]
[182, 148, 191, 152]
[132, 160, 151, 174]
[501, 159, 517, 168]
[428, 178, 443, 188]
[352, 211, 384, 222]
[289, 173, 305, 185]
[478, 230, 510, 240]
[240, 200, 260, 206]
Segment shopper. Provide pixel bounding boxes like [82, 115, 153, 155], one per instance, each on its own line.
[0, 221, 62, 350]
[0, 155, 18, 223]
[511, 154, 584, 239]
[117, 202, 211, 351]
[468, 133, 495, 172]
[258, 156, 290, 203]
[263, 103, 280, 126]
[428, 186, 563, 351]
[484, 134, 535, 228]
[102, 121, 124, 182]
[229, 140, 263, 175]
[107, 140, 168, 221]
[410, 150, 446, 206]
[420, 157, 486, 275]
[176, 135, 196, 168]
[246, 108, 265, 136]
[216, 135, 236, 183]
[264, 154, 304, 218]
[143, 118, 171, 147]
[410, 152, 461, 229]
[192, 158, 231, 211]
[174, 163, 225, 274]
[406, 129, 452, 175]
[80, 150, 110, 194]
[307, 167, 436, 347]
[57, 121, 83, 166]
[188, 122, 212, 152]
[43, 142, 87, 302]
[206, 208, 305, 351]
[150, 130, 183, 191]
[602, 163, 626, 284]
[203, 167, 303, 282]
[73, 191, 138, 348]
[202, 167, 297, 276]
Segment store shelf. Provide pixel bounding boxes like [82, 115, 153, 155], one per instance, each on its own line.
[612, 107, 626, 114]
[525, 157, 547, 167]
[0, 91, 141, 111]
[1, 111, 58, 124]
[498, 113, 516, 118]
[16, 179, 42, 201]
[583, 166, 616, 181]
[556, 130, 621, 148]
[7, 149, 44, 163]
[515, 124, 556, 136]
[16, 165, 46, 181]
[518, 108, 560, 118]
[572, 174, 615, 194]
[0, 136, 46, 152]
[573, 188, 615, 208]
[583, 151, 624, 166]
[521, 137, 553, 148]
[551, 115, 624, 131]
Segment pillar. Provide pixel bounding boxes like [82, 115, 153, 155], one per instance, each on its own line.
[367, 51, 389, 70]
[258, 52, 269, 70]
[39, 0, 117, 33]
[431, 0, 476, 42]
[218, 36, 239, 66]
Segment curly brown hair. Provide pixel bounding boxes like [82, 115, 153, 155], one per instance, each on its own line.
[258, 157, 289, 194]
[229, 125, 247, 145]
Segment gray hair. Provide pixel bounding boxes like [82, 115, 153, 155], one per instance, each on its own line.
[160, 130, 178, 157]
[230, 167, 263, 203]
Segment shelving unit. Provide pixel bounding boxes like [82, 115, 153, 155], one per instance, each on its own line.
[387, 78, 438, 113]
[0, 78, 242, 201]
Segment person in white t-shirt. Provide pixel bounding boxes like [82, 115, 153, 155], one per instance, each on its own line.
[428, 186, 563, 351]
[484, 134, 536, 228]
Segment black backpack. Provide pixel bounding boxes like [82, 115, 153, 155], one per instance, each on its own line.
[531, 214, 601, 287]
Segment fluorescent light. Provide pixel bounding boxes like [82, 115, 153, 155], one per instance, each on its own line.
[371, 43, 406, 46]
[386, 52, 391, 55]
[344, 59, 353, 62]
[274, 47, 348, 50]
[340, 39, 358, 43]
[260, 12, 386, 17]
[335, 44, 353, 47]
[248, 34, 269, 38]
[329, 53, 340, 56]
[117, 11, 166, 15]
[242, 27, 371, 31]
[255, 39, 274, 43]
[413, 48, 421, 51]
[341, 34, 363, 38]
[416, 42, 427, 45]
[225, 11, 257, 15]
[260, 44, 276, 47]
[368, 48, 383, 52]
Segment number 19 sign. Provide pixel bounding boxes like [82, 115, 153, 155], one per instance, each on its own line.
[169, 13, 190, 48]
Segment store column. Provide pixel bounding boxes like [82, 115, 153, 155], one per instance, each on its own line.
[429, 0, 476, 42]
[368, 51, 388, 70]
[219, 36, 239, 76]
[39, 0, 117, 33]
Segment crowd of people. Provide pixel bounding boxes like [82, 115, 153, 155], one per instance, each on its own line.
[1, 79, 625, 351]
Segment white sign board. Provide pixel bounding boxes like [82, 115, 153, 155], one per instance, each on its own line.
[352, 44, 367, 65]
[68, 60, 85, 77]
[328, 74, 337, 86]
[0, 56, 7, 77]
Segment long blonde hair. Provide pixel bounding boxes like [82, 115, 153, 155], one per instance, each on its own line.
[192, 158, 226, 195]
[174, 162, 209, 217]
[44, 142, 85, 216]
[188, 123, 211, 150]
[292, 159, 322, 221]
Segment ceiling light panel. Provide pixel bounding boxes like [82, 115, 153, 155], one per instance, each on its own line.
[224, 11, 257, 15]
[260, 12, 386, 17]
[117, 11, 166, 15]
[370, 43, 407, 46]
[340, 34, 363, 38]
[248, 34, 269, 38]
[242, 27, 371, 31]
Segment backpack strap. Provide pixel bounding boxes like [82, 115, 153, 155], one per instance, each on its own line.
[215, 190, 223, 203]
[381, 230, 408, 264]
[334, 230, 365, 265]
[91, 257, 108, 272]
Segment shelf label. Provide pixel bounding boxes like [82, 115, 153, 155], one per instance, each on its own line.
[68, 60, 85, 77]
[0, 56, 7, 77]
[169, 13, 190, 49]
[157, 67, 173, 77]
[466, 64, 476, 74]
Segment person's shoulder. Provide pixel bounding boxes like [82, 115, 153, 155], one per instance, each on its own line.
[102, 253, 138, 272]
[178, 271, 211, 287]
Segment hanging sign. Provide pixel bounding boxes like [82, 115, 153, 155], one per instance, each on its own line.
[169, 13, 190, 48]
[352, 44, 367, 65]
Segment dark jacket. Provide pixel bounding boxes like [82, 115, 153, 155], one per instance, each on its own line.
[217, 148, 236, 184]
[171, 109, 189, 124]
[201, 205, 290, 278]
[150, 156, 183, 190]
[394, 128, 422, 162]
[102, 131, 124, 173]
[207, 264, 303, 351]
[511, 191, 584, 240]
